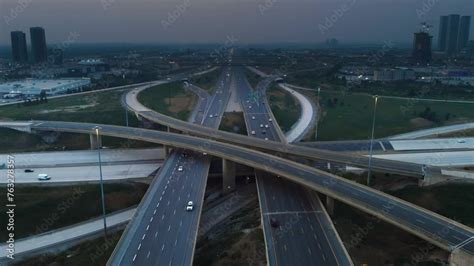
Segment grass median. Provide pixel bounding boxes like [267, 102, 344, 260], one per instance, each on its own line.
[302, 90, 474, 141]
[138, 81, 197, 121]
[266, 85, 300, 133]
[0, 89, 156, 153]
[0, 182, 148, 242]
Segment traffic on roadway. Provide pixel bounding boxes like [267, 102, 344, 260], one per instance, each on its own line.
[110, 67, 233, 265]
[237, 68, 352, 265]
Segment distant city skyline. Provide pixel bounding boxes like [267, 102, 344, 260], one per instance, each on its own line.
[1, 0, 473, 45]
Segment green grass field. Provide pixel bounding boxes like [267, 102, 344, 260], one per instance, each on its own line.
[0, 89, 136, 125]
[138, 81, 197, 121]
[312, 90, 474, 141]
[391, 184, 474, 227]
[266, 85, 300, 133]
[0, 89, 160, 153]
[17, 230, 124, 266]
[0, 182, 148, 242]
[189, 68, 221, 92]
[244, 69, 263, 89]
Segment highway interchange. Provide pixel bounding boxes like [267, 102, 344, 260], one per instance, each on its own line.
[5, 118, 473, 261]
[110, 67, 233, 265]
[2, 67, 473, 265]
[236, 68, 351, 265]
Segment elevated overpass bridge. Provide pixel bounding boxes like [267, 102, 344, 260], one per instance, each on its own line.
[1, 120, 473, 265]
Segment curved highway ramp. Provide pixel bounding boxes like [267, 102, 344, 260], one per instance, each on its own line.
[1, 120, 473, 265]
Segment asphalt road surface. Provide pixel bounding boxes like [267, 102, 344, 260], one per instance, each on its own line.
[237, 68, 352, 265]
[16, 120, 473, 257]
[109, 67, 233, 265]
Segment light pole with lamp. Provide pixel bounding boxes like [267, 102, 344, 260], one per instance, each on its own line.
[315, 86, 321, 140]
[125, 109, 129, 127]
[367, 95, 379, 186]
[94, 126, 108, 239]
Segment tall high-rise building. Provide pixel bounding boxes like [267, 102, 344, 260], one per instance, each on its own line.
[10, 31, 28, 63]
[458, 16, 471, 51]
[30, 27, 47, 63]
[413, 31, 432, 63]
[445, 14, 460, 55]
[438, 16, 449, 51]
[49, 48, 63, 65]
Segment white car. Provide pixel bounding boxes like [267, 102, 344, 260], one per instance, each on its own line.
[209, 114, 213, 118]
[202, 152, 207, 156]
[268, 118, 273, 122]
[186, 201, 194, 211]
[251, 130, 256, 135]
[178, 166, 183, 172]
[264, 137, 269, 141]
[251, 116, 255, 120]
[38, 174, 50, 181]
[265, 124, 269, 128]
[260, 124, 264, 128]
[457, 139, 466, 143]
[249, 106, 252, 109]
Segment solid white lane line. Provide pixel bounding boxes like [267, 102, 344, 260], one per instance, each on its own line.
[133, 254, 137, 261]
[142, 234, 146, 240]
[138, 243, 141, 250]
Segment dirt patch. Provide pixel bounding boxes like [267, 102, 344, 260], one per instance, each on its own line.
[219, 112, 247, 135]
[213, 229, 265, 266]
[166, 95, 194, 113]
[409, 117, 434, 129]
[38, 104, 98, 114]
[268, 90, 286, 109]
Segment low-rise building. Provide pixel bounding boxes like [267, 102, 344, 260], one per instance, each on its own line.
[373, 68, 416, 81]
[0, 78, 91, 98]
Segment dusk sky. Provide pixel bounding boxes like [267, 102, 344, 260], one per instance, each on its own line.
[0, 0, 473, 45]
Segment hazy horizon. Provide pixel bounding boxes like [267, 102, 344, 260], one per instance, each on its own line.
[1, 0, 473, 45]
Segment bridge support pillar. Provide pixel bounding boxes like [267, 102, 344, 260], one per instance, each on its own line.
[222, 159, 236, 194]
[449, 250, 474, 266]
[38, 131, 60, 144]
[326, 196, 335, 216]
[419, 171, 450, 187]
[164, 146, 170, 159]
[90, 134, 102, 150]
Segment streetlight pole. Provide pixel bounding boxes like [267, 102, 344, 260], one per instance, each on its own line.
[315, 87, 321, 140]
[125, 109, 129, 127]
[94, 126, 107, 239]
[367, 95, 379, 186]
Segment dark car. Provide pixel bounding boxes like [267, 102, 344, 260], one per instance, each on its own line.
[24, 169, 34, 173]
[270, 218, 279, 228]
